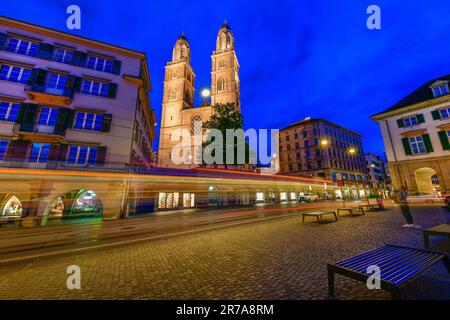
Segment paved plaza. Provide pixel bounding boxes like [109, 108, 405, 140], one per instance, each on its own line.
[0, 205, 449, 300]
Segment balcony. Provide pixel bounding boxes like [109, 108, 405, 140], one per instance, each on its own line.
[25, 83, 74, 105]
[35, 124, 56, 134]
[25, 162, 47, 169]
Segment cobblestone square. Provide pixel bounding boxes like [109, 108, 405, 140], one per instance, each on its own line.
[0, 205, 449, 300]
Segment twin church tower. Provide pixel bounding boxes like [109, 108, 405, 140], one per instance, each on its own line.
[158, 21, 241, 168]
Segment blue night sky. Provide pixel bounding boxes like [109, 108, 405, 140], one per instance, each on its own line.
[2, 0, 450, 156]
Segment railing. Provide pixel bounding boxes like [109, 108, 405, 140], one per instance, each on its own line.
[34, 124, 56, 134]
[26, 162, 47, 169]
[25, 83, 74, 99]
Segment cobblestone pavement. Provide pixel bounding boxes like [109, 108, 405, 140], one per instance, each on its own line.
[0, 205, 449, 300]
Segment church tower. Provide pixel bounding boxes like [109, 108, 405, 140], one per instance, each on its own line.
[158, 33, 195, 167]
[211, 20, 240, 109]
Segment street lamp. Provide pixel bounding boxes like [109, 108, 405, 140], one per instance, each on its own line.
[201, 88, 211, 100]
[348, 147, 356, 154]
[320, 139, 329, 146]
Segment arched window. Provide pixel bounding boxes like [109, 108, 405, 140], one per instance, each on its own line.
[219, 60, 226, 69]
[172, 71, 178, 79]
[170, 89, 177, 100]
[217, 78, 226, 92]
[2, 195, 22, 216]
[191, 115, 202, 134]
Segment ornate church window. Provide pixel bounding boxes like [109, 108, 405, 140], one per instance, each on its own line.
[191, 115, 202, 134]
[218, 78, 226, 92]
[170, 89, 177, 100]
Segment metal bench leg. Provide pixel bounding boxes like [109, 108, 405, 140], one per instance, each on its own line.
[317, 216, 321, 224]
[390, 288, 402, 300]
[302, 214, 305, 223]
[423, 232, 430, 249]
[333, 212, 338, 222]
[327, 267, 335, 297]
[442, 256, 450, 273]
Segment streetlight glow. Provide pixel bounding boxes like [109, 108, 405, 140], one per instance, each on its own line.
[320, 139, 328, 146]
[201, 88, 211, 99]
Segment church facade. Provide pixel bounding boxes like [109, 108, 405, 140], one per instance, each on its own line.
[158, 21, 240, 168]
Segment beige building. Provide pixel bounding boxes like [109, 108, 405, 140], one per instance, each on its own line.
[371, 75, 450, 193]
[158, 22, 240, 168]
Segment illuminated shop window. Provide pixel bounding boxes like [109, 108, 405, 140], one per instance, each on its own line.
[2, 196, 22, 216]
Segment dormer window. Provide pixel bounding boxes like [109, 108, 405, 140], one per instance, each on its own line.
[430, 81, 450, 98]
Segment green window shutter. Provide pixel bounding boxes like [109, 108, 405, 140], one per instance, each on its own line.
[422, 134, 434, 153]
[101, 114, 112, 132]
[431, 110, 441, 120]
[416, 114, 425, 124]
[107, 83, 117, 98]
[0, 33, 7, 50]
[438, 131, 450, 150]
[397, 119, 405, 128]
[401, 137, 412, 155]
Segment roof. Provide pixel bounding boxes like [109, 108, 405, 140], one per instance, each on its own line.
[280, 118, 362, 137]
[371, 74, 450, 118]
[0, 15, 147, 58]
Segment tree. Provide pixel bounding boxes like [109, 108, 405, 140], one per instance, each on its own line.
[202, 103, 254, 167]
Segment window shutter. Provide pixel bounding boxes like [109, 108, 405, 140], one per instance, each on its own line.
[431, 110, 441, 120]
[112, 60, 122, 75]
[438, 131, 450, 150]
[37, 43, 54, 60]
[416, 114, 425, 124]
[397, 119, 405, 128]
[5, 140, 29, 165]
[46, 144, 60, 169]
[54, 108, 69, 136]
[73, 77, 83, 92]
[401, 137, 412, 155]
[107, 83, 118, 98]
[96, 146, 107, 166]
[422, 134, 434, 153]
[29, 68, 48, 86]
[18, 103, 38, 132]
[102, 114, 112, 132]
[65, 109, 75, 128]
[64, 75, 76, 98]
[58, 144, 69, 161]
[71, 51, 88, 67]
[0, 33, 7, 50]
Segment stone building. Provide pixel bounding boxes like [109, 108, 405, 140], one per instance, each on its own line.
[371, 74, 450, 193]
[279, 118, 369, 199]
[158, 21, 240, 168]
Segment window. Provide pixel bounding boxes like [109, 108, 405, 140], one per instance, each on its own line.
[67, 145, 97, 166]
[0, 101, 20, 122]
[81, 79, 110, 97]
[432, 84, 450, 98]
[409, 136, 426, 154]
[314, 137, 319, 145]
[0, 140, 8, 161]
[38, 108, 59, 126]
[304, 140, 309, 147]
[219, 60, 226, 69]
[439, 107, 450, 119]
[46, 73, 68, 90]
[53, 48, 74, 64]
[73, 112, 104, 131]
[305, 150, 311, 159]
[28, 143, 50, 163]
[191, 115, 202, 133]
[87, 55, 113, 73]
[218, 78, 226, 91]
[5, 37, 38, 57]
[0, 64, 31, 83]
[403, 116, 418, 127]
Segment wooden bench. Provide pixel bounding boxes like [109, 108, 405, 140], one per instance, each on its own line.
[327, 244, 450, 299]
[302, 211, 337, 224]
[424, 224, 450, 249]
[337, 206, 365, 216]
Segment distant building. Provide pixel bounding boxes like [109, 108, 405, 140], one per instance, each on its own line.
[371, 74, 450, 194]
[279, 118, 369, 199]
[365, 153, 391, 197]
[0, 16, 156, 173]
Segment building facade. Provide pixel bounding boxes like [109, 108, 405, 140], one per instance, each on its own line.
[0, 16, 156, 173]
[0, 16, 156, 220]
[279, 118, 369, 199]
[158, 21, 240, 168]
[365, 153, 391, 197]
[371, 75, 450, 194]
